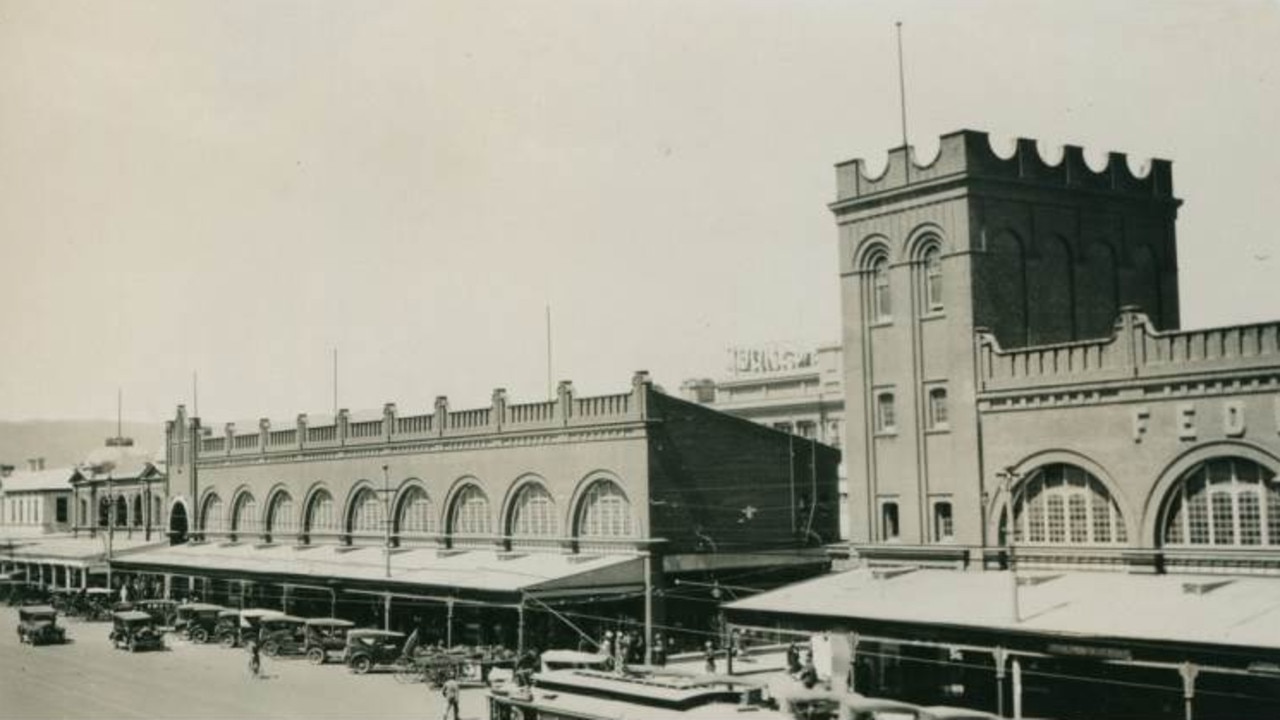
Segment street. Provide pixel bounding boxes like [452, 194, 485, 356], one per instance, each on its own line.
[0, 605, 486, 719]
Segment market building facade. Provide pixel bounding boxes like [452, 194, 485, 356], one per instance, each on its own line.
[116, 371, 840, 652]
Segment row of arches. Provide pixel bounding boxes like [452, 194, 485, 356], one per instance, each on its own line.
[80, 493, 164, 529]
[997, 451, 1280, 549]
[195, 474, 635, 546]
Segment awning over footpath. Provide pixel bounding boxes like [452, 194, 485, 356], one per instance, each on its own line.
[112, 543, 645, 601]
[1, 534, 163, 568]
[726, 568, 1280, 660]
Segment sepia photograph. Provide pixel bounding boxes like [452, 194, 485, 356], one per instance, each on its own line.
[1, 1, 1279, 718]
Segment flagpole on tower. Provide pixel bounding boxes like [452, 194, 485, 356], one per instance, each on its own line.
[895, 21, 910, 152]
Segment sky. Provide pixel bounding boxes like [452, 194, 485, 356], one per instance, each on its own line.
[1, 0, 1278, 425]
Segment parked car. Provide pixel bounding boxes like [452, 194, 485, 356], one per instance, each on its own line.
[217, 608, 282, 648]
[134, 599, 179, 629]
[258, 614, 307, 657]
[17, 605, 66, 646]
[110, 610, 165, 652]
[175, 603, 226, 643]
[303, 618, 356, 664]
[343, 629, 407, 674]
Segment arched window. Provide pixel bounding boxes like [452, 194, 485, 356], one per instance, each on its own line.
[449, 485, 491, 536]
[397, 486, 436, 534]
[348, 488, 385, 534]
[78, 498, 88, 527]
[1012, 464, 1126, 545]
[231, 493, 259, 536]
[152, 496, 162, 527]
[98, 496, 111, 527]
[132, 495, 143, 527]
[927, 387, 948, 429]
[1163, 458, 1280, 547]
[304, 489, 337, 535]
[115, 496, 128, 528]
[576, 479, 633, 538]
[870, 255, 891, 321]
[509, 483, 557, 538]
[267, 492, 297, 537]
[923, 245, 943, 311]
[200, 493, 224, 532]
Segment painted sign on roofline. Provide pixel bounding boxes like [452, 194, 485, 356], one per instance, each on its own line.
[727, 346, 815, 376]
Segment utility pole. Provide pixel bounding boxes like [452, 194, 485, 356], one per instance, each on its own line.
[998, 466, 1022, 622]
[106, 472, 114, 592]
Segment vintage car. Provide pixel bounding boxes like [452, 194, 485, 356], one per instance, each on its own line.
[343, 629, 407, 674]
[216, 608, 283, 648]
[303, 618, 356, 664]
[134, 599, 179, 629]
[110, 610, 165, 652]
[82, 588, 118, 621]
[175, 603, 226, 643]
[17, 605, 66, 646]
[258, 614, 307, 657]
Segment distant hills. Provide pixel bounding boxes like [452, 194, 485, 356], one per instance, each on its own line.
[0, 420, 164, 471]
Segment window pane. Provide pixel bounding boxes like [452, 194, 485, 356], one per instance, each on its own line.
[1211, 492, 1235, 545]
[398, 487, 435, 534]
[1068, 495, 1088, 543]
[881, 502, 899, 540]
[930, 389, 948, 427]
[512, 484, 557, 537]
[1047, 496, 1065, 543]
[1092, 494, 1112, 543]
[934, 502, 953, 541]
[1240, 491, 1262, 545]
[579, 481, 632, 538]
[1268, 484, 1280, 546]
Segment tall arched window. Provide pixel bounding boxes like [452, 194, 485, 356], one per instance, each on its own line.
[98, 496, 111, 527]
[1163, 458, 1280, 547]
[449, 485, 491, 537]
[152, 496, 162, 527]
[78, 498, 88, 527]
[1011, 464, 1126, 545]
[231, 493, 259, 536]
[922, 245, 943, 311]
[305, 489, 337, 535]
[267, 492, 297, 538]
[200, 493, 224, 532]
[348, 488, 385, 534]
[576, 479, 634, 539]
[509, 483, 558, 538]
[132, 495, 143, 527]
[396, 486, 436, 535]
[870, 255, 892, 321]
[115, 496, 128, 528]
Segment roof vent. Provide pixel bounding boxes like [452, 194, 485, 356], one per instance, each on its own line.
[1182, 579, 1234, 595]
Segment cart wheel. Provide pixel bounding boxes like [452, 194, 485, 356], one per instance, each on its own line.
[351, 655, 373, 675]
[263, 641, 279, 658]
[306, 648, 326, 665]
[192, 628, 209, 644]
[219, 633, 236, 649]
[394, 663, 417, 684]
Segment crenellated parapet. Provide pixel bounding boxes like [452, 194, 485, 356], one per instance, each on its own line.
[977, 308, 1280, 393]
[186, 372, 655, 461]
[833, 129, 1175, 205]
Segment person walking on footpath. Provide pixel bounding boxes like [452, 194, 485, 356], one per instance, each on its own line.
[440, 673, 461, 720]
[704, 640, 717, 674]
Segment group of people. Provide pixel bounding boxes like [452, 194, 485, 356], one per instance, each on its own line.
[596, 628, 668, 670]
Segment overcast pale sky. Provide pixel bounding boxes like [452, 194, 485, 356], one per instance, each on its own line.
[1, 0, 1278, 424]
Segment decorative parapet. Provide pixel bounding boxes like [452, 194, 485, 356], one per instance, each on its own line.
[977, 308, 1280, 393]
[186, 373, 654, 462]
[833, 129, 1176, 205]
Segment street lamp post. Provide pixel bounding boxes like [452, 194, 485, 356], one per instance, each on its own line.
[996, 466, 1022, 623]
[380, 464, 393, 580]
[106, 473, 114, 592]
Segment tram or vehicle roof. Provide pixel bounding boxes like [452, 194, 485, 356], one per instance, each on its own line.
[113, 610, 155, 622]
[305, 617, 355, 628]
[238, 608, 282, 619]
[533, 668, 764, 710]
[920, 706, 1001, 719]
[19, 605, 57, 616]
[180, 603, 226, 612]
[348, 629, 404, 639]
[260, 614, 306, 624]
[494, 674, 790, 720]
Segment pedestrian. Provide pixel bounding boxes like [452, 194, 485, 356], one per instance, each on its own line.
[440, 673, 461, 720]
[617, 631, 632, 672]
[652, 634, 666, 667]
[704, 640, 716, 674]
[600, 630, 614, 669]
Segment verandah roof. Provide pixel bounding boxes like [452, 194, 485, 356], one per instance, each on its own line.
[111, 542, 645, 601]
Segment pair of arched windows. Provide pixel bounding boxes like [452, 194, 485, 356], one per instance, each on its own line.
[863, 243, 943, 322]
